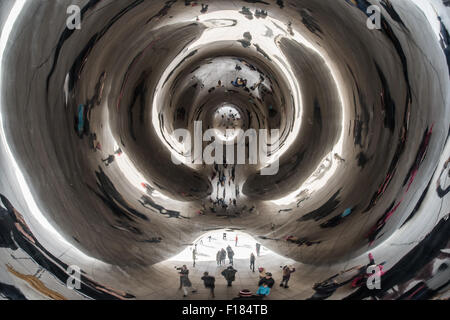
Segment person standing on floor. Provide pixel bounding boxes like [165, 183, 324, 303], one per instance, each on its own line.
[216, 250, 221, 266]
[226, 245, 235, 265]
[221, 266, 238, 287]
[220, 248, 227, 266]
[102, 155, 115, 166]
[280, 265, 296, 288]
[201, 272, 215, 298]
[256, 243, 261, 256]
[258, 267, 266, 280]
[192, 247, 197, 267]
[177, 265, 197, 297]
[250, 253, 256, 272]
[235, 234, 238, 247]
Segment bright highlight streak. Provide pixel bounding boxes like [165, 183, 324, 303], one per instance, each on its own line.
[0, 0, 101, 264]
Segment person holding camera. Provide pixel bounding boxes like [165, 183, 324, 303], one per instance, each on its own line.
[280, 265, 296, 288]
[176, 265, 197, 297]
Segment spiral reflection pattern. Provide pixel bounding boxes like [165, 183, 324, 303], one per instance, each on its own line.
[0, 0, 449, 300]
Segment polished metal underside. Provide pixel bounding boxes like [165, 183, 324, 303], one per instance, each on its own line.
[0, 0, 449, 300]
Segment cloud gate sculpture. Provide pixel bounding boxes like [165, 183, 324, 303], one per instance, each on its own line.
[0, 0, 449, 301]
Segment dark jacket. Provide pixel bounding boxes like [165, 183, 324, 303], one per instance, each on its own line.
[258, 277, 275, 288]
[0, 282, 27, 300]
[201, 275, 215, 288]
[222, 267, 237, 281]
[282, 266, 296, 278]
[179, 269, 192, 287]
[0, 208, 18, 250]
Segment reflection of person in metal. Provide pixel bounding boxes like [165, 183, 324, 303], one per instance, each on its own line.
[102, 154, 115, 166]
[351, 253, 385, 288]
[176, 265, 197, 297]
[437, 15, 450, 74]
[384, 247, 450, 300]
[308, 263, 367, 300]
[367, 201, 402, 245]
[75, 104, 86, 138]
[379, 0, 407, 29]
[0, 194, 135, 300]
[436, 157, 450, 198]
[0, 281, 27, 300]
[346, 214, 450, 300]
[231, 77, 247, 88]
[191, 249, 196, 267]
[334, 153, 345, 163]
[396, 262, 450, 300]
[139, 195, 187, 219]
[255, 242, 261, 256]
[286, 235, 322, 247]
[320, 207, 354, 228]
[403, 125, 434, 192]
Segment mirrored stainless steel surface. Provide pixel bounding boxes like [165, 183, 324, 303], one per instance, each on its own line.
[0, 0, 449, 300]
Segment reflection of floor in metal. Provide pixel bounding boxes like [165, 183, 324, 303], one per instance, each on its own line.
[168, 231, 275, 262]
[157, 255, 304, 300]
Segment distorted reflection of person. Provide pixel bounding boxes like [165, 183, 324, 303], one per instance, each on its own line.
[0, 194, 135, 300]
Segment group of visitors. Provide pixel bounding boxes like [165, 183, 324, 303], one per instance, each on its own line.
[177, 234, 296, 299]
[178, 262, 296, 299]
[216, 245, 235, 266]
[232, 264, 296, 299]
